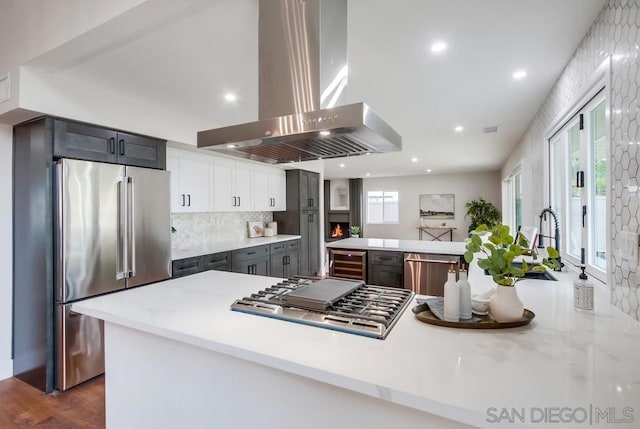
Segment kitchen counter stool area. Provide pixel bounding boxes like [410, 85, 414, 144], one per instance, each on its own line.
[73, 267, 640, 429]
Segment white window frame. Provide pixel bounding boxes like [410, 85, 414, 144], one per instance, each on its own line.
[503, 165, 522, 234]
[544, 57, 611, 284]
[366, 190, 399, 224]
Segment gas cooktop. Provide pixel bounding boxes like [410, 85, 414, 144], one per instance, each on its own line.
[230, 278, 414, 339]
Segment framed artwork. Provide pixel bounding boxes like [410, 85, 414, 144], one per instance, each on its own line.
[419, 194, 455, 218]
[248, 221, 265, 238]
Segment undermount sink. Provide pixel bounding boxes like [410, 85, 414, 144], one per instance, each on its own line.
[484, 262, 557, 281]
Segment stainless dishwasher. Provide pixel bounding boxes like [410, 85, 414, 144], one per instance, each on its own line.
[403, 253, 460, 296]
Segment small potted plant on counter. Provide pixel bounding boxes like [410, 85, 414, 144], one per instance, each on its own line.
[464, 224, 560, 322]
[350, 226, 361, 238]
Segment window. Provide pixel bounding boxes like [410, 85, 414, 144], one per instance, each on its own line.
[503, 167, 522, 234]
[367, 191, 399, 224]
[549, 91, 607, 282]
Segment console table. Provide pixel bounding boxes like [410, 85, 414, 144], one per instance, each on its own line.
[417, 226, 456, 241]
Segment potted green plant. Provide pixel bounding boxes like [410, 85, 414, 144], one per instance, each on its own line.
[464, 224, 560, 322]
[465, 198, 501, 232]
[350, 225, 361, 238]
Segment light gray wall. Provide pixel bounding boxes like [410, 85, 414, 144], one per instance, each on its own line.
[0, 124, 12, 380]
[362, 172, 502, 241]
[502, 0, 640, 321]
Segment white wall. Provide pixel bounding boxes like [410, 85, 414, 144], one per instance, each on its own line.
[501, 0, 640, 321]
[362, 172, 502, 242]
[0, 124, 13, 380]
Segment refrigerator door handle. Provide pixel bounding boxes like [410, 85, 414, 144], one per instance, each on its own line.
[55, 162, 65, 302]
[127, 176, 136, 278]
[116, 176, 128, 280]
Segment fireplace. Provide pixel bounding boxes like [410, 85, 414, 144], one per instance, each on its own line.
[329, 222, 350, 240]
[324, 178, 363, 242]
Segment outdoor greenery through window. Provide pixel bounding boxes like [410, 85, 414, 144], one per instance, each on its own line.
[367, 191, 399, 224]
[549, 92, 607, 282]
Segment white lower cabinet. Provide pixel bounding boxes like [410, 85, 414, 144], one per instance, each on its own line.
[167, 149, 211, 213]
[254, 167, 287, 212]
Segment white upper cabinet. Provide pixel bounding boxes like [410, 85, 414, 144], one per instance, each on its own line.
[166, 148, 211, 213]
[253, 167, 287, 212]
[212, 158, 254, 211]
[271, 169, 287, 211]
[167, 147, 286, 213]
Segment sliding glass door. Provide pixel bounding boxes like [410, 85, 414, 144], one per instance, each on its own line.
[550, 92, 608, 281]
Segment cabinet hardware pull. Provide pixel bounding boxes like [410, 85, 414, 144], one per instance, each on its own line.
[187, 194, 191, 207]
[109, 137, 115, 154]
[181, 194, 185, 206]
[238, 196, 241, 206]
[119, 139, 125, 156]
[232, 196, 237, 207]
[247, 251, 256, 255]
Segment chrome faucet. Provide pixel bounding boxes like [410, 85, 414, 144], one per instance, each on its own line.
[538, 207, 562, 268]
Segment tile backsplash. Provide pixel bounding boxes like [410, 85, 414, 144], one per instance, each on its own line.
[171, 212, 274, 249]
[506, 0, 640, 320]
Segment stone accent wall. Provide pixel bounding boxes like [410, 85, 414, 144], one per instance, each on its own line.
[171, 212, 273, 248]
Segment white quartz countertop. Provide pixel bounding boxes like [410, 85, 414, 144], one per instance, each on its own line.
[325, 237, 466, 255]
[73, 265, 640, 428]
[171, 234, 301, 260]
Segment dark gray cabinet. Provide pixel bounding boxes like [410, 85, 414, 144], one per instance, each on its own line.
[172, 256, 202, 278]
[273, 169, 321, 277]
[367, 250, 404, 288]
[201, 251, 231, 272]
[53, 119, 166, 169]
[270, 240, 300, 278]
[232, 245, 270, 276]
[299, 211, 320, 276]
[172, 251, 231, 278]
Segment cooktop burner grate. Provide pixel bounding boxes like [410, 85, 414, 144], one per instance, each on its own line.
[231, 278, 414, 339]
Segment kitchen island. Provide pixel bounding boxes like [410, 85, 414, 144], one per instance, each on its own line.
[73, 264, 640, 428]
[325, 237, 466, 255]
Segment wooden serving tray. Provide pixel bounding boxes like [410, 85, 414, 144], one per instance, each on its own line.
[412, 303, 535, 329]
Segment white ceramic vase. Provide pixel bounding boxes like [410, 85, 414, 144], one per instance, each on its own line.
[490, 285, 524, 322]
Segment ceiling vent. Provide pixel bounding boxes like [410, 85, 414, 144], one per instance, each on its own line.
[483, 126, 499, 134]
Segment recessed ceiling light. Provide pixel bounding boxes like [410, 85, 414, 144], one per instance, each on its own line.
[411, 157, 418, 162]
[454, 125, 464, 132]
[224, 93, 237, 102]
[339, 163, 345, 168]
[319, 130, 331, 136]
[365, 152, 371, 155]
[430, 42, 447, 53]
[366, 173, 370, 177]
[512, 70, 527, 80]
[426, 169, 432, 173]
[226, 144, 237, 148]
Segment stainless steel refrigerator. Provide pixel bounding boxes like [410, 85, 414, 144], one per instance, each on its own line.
[54, 158, 171, 390]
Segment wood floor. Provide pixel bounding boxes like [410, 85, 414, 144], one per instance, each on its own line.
[0, 376, 105, 428]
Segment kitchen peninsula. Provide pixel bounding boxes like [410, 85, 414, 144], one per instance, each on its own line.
[73, 261, 640, 428]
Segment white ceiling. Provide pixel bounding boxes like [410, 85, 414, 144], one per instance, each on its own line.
[31, 0, 606, 179]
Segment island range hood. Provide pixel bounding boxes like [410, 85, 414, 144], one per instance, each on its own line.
[197, 0, 402, 164]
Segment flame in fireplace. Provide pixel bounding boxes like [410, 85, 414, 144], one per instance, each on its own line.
[331, 224, 344, 238]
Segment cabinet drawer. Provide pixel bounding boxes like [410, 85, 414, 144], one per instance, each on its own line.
[369, 250, 403, 266]
[286, 239, 300, 251]
[270, 242, 287, 255]
[172, 257, 201, 278]
[200, 251, 231, 272]
[232, 245, 270, 263]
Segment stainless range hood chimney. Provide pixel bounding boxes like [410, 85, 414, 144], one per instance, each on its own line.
[197, 0, 402, 164]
